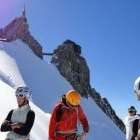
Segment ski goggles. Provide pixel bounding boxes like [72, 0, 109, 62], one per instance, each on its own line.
[128, 110, 135, 113]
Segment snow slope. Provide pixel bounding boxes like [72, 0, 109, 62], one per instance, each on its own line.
[0, 80, 50, 140]
[0, 39, 72, 111]
[0, 39, 125, 139]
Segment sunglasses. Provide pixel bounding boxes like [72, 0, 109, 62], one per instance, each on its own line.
[16, 94, 24, 97]
[129, 111, 135, 113]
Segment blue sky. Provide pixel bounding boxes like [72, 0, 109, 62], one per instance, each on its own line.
[0, 0, 140, 119]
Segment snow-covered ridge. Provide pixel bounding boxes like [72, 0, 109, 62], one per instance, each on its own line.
[0, 39, 72, 111]
[0, 39, 125, 140]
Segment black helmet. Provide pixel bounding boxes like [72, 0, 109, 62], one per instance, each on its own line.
[128, 106, 137, 113]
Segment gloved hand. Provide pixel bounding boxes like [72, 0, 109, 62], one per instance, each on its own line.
[77, 132, 87, 140]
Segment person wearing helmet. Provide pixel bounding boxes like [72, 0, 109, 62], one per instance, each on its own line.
[134, 76, 140, 100]
[49, 90, 89, 140]
[1, 86, 35, 140]
[124, 106, 140, 140]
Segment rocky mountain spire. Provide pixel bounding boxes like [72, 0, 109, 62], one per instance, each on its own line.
[0, 10, 43, 59]
[51, 40, 92, 97]
[22, 5, 26, 18]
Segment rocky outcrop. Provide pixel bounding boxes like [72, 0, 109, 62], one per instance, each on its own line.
[0, 11, 43, 59]
[91, 88, 125, 133]
[51, 40, 125, 133]
[51, 40, 92, 97]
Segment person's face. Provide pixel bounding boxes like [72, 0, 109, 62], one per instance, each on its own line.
[128, 111, 136, 116]
[16, 94, 27, 107]
[66, 100, 78, 109]
[135, 91, 140, 100]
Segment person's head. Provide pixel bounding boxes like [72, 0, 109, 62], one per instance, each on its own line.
[65, 90, 81, 107]
[134, 76, 140, 100]
[128, 106, 137, 116]
[15, 87, 31, 107]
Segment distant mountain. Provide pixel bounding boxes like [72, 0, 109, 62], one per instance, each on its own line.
[0, 10, 42, 59]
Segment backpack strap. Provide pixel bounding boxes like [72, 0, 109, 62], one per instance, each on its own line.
[56, 103, 65, 122]
[138, 119, 140, 128]
[76, 106, 81, 132]
[137, 119, 140, 135]
[132, 119, 139, 136]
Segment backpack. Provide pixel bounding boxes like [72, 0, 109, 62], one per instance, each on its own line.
[132, 119, 140, 137]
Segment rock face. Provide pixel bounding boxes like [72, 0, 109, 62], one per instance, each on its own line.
[51, 40, 125, 133]
[51, 40, 92, 97]
[91, 88, 125, 133]
[0, 11, 43, 59]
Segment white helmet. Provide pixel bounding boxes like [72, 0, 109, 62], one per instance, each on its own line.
[134, 76, 140, 100]
[15, 87, 32, 100]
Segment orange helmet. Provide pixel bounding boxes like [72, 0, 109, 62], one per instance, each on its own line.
[65, 90, 81, 106]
